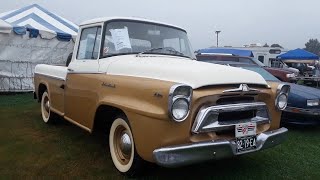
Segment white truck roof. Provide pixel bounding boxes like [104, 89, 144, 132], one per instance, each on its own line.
[80, 16, 185, 31]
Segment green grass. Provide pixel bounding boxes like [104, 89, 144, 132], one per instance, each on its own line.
[0, 93, 319, 179]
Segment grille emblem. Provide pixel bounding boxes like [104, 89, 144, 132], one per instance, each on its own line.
[223, 84, 258, 93]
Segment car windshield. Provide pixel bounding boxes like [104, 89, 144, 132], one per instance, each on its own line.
[232, 64, 280, 82]
[196, 55, 267, 66]
[101, 20, 195, 59]
[251, 58, 266, 67]
[197, 55, 254, 64]
[200, 58, 281, 82]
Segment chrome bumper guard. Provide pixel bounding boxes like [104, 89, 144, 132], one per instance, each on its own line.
[153, 127, 288, 168]
[192, 102, 270, 133]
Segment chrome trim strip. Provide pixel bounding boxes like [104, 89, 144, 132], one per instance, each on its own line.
[192, 102, 270, 133]
[34, 72, 65, 81]
[284, 106, 320, 116]
[50, 107, 65, 117]
[153, 127, 288, 168]
[64, 116, 91, 133]
[67, 71, 105, 74]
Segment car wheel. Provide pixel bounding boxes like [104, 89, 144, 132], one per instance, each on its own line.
[41, 91, 57, 123]
[109, 116, 145, 176]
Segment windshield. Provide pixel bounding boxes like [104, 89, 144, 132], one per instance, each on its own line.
[232, 64, 280, 82]
[197, 55, 254, 64]
[251, 58, 266, 67]
[101, 20, 195, 59]
[196, 55, 266, 67]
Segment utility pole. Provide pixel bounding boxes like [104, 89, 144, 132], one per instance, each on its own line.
[215, 30, 221, 47]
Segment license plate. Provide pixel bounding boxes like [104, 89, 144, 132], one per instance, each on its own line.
[236, 135, 257, 153]
[235, 122, 257, 153]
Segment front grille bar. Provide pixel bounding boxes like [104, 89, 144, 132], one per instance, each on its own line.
[192, 102, 270, 134]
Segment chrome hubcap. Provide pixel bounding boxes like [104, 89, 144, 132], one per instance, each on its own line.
[119, 133, 132, 156]
[45, 100, 50, 112]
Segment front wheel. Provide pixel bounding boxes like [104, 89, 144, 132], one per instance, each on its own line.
[109, 116, 145, 176]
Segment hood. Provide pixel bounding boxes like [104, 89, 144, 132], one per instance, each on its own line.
[106, 55, 268, 89]
[286, 67, 300, 74]
[287, 83, 320, 108]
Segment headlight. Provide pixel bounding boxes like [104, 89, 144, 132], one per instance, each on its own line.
[307, 99, 319, 106]
[172, 98, 189, 121]
[275, 84, 290, 110]
[169, 84, 192, 122]
[277, 94, 288, 110]
[286, 73, 296, 78]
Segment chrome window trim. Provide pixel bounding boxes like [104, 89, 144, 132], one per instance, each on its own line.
[192, 102, 270, 134]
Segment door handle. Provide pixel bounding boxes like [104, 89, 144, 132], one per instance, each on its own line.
[67, 68, 74, 72]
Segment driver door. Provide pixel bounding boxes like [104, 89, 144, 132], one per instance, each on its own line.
[64, 25, 102, 130]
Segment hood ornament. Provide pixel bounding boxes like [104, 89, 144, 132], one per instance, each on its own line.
[223, 84, 259, 93]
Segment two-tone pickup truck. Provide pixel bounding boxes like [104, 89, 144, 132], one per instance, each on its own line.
[34, 17, 289, 176]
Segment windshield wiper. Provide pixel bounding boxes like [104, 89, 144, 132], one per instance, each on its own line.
[137, 47, 184, 57]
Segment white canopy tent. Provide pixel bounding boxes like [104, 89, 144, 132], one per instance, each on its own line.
[0, 20, 12, 33]
[0, 4, 78, 92]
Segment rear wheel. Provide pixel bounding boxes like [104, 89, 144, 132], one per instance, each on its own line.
[41, 91, 57, 123]
[109, 116, 145, 176]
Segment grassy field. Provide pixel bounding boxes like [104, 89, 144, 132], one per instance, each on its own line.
[0, 93, 319, 179]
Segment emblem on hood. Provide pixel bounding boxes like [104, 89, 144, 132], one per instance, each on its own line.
[223, 84, 259, 93]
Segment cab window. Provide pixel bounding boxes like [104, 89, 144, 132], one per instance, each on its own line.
[77, 26, 101, 60]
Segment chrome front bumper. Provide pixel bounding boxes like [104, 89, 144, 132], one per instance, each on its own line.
[153, 127, 288, 168]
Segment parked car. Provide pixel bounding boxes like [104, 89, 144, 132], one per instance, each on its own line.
[33, 17, 289, 176]
[270, 59, 300, 75]
[196, 53, 297, 82]
[286, 62, 315, 76]
[199, 59, 320, 126]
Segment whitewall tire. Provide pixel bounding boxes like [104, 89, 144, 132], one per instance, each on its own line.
[40, 91, 56, 123]
[109, 116, 145, 176]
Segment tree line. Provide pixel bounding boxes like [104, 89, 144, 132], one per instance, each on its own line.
[262, 39, 320, 56]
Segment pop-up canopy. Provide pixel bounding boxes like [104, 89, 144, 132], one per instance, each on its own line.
[277, 48, 319, 61]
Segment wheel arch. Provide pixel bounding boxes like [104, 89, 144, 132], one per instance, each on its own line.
[37, 83, 48, 102]
[92, 104, 128, 134]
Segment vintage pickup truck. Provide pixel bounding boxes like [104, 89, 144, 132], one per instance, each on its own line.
[34, 17, 289, 176]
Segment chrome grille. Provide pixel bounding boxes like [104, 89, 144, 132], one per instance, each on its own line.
[192, 102, 270, 134]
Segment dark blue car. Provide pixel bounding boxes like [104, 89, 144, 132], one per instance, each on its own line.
[283, 83, 320, 125]
[202, 60, 320, 125]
